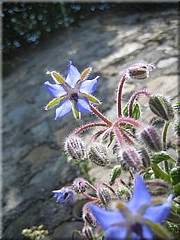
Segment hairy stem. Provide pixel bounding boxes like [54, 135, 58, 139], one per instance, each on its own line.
[113, 125, 125, 147]
[128, 89, 152, 117]
[162, 121, 170, 173]
[90, 104, 112, 126]
[117, 73, 126, 117]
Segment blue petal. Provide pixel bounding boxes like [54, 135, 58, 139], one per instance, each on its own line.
[141, 224, 153, 239]
[79, 77, 99, 94]
[44, 81, 66, 98]
[75, 98, 92, 113]
[127, 173, 151, 212]
[88, 204, 124, 230]
[143, 194, 173, 223]
[55, 99, 71, 119]
[105, 226, 127, 240]
[66, 61, 81, 88]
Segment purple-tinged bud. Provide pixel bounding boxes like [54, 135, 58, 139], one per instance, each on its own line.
[97, 185, 111, 206]
[109, 165, 122, 186]
[82, 225, 94, 240]
[64, 136, 85, 161]
[116, 186, 131, 201]
[120, 147, 143, 171]
[126, 62, 155, 80]
[149, 94, 174, 121]
[72, 178, 88, 194]
[140, 126, 162, 152]
[88, 143, 108, 166]
[82, 210, 96, 227]
[146, 179, 172, 197]
[138, 147, 151, 168]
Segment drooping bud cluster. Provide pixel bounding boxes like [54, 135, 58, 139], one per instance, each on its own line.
[149, 94, 174, 121]
[88, 143, 108, 166]
[139, 126, 162, 152]
[64, 136, 85, 161]
[126, 62, 155, 80]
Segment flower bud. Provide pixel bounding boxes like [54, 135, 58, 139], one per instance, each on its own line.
[72, 178, 88, 193]
[97, 185, 111, 206]
[149, 94, 174, 121]
[82, 225, 94, 240]
[126, 62, 155, 79]
[169, 167, 180, 185]
[138, 147, 151, 168]
[120, 147, 143, 171]
[116, 186, 131, 201]
[64, 136, 85, 161]
[109, 165, 122, 185]
[146, 179, 172, 196]
[88, 143, 108, 166]
[140, 126, 162, 152]
[82, 210, 96, 227]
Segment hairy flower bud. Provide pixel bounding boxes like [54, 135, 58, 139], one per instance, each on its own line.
[72, 178, 88, 193]
[97, 185, 111, 206]
[146, 179, 172, 196]
[119, 147, 143, 171]
[116, 186, 131, 201]
[83, 209, 96, 227]
[126, 62, 155, 79]
[64, 136, 85, 161]
[149, 94, 174, 121]
[138, 147, 151, 168]
[82, 225, 94, 240]
[88, 143, 108, 166]
[140, 126, 162, 152]
[109, 165, 122, 185]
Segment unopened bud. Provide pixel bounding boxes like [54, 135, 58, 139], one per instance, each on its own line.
[126, 62, 155, 79]
[88, 143, 108, 166]
[64, 136, 85, 161]
[146, 179, 172, 196]
[140, 126, 162, 152]
[121, 147, 143, 171]
[82, 225, 94, 240]
[138, 147, 151, 168]
[109, 165, 122, 185]
[97, 184, 111, 206]
[169, 167, 180, 185]
[116, 186, 131, 201]
[72, 178, 88, 193]
[149, 94, 174, 121]
[82, 210, 96, 227]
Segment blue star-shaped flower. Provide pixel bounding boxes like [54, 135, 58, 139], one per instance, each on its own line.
[52, 188, 74, 203]
[88, 173, 173, 240]
[44, 61, 100, 119]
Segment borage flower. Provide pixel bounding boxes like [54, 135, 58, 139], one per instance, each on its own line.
[52, 187, 74, 203]
[88, 173, 173, 240]
[44, 61, 100, 119]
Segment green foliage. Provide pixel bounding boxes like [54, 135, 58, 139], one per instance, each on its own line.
[22, 225, 49, 240]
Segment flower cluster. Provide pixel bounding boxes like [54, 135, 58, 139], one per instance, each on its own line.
[44, 61, 179, 239]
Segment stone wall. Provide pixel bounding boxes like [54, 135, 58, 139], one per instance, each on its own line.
[3, 5, 178, 240]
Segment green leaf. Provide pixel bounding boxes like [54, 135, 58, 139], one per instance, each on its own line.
[45, 96, 65, 110]
[84, 93, 101, 104]
[144, 220, 171, 239]
[173, 183, 180, 197]
[151, 164, 171, 184]
[151, 152, 176, 164]
[123, 102, 141, 119]
[170, 167, 180, 185]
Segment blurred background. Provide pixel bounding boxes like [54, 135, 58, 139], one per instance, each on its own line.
[2, 2, 178, 240]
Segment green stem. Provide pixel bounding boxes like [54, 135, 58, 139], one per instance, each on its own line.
[162, 121, 170, 173]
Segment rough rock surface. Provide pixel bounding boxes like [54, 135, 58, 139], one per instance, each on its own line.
[3, 6, 178, 240]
